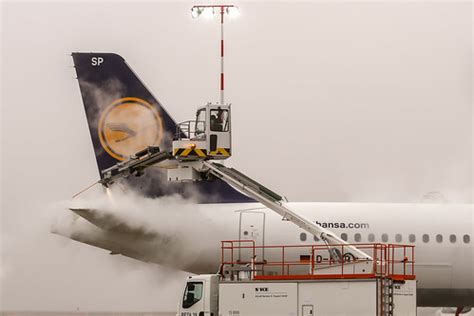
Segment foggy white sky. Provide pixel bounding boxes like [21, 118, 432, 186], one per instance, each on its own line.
[1, 0, 472, 312]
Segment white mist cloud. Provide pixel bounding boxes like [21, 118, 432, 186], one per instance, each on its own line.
[1, 190, 192, 312]
[57, 184, 227, 271]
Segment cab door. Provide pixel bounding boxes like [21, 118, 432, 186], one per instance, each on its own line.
[302, 305, 314, 316]
[180, 281, 205, 316]
[238, 211, 265, 262]
[207, 105, 231, 159]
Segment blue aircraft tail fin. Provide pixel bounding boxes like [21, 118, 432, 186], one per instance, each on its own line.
[72, 52, 251, 203]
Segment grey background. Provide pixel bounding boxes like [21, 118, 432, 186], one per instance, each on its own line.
[1, 0, 472, 312]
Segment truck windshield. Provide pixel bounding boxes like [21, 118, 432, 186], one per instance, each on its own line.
[182, 282, 203, 309]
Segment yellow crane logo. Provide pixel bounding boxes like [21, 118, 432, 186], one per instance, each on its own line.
[98, 97, 163, 161]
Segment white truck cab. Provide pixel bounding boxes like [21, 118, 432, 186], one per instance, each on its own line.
[178, 274, 219, 316]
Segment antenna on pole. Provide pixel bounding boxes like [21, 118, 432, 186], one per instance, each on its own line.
[191, 4, 240, 104]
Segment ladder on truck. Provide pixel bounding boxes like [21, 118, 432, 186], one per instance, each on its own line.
[381, 278, 394, 316]
[203, 161, 371, 261]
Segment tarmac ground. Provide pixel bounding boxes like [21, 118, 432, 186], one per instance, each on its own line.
[2, 309, 474, 316]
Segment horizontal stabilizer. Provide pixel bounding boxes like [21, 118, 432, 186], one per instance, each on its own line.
[69, 208, 156, 238]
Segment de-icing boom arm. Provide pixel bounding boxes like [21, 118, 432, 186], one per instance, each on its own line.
[202, 161, 371, 261]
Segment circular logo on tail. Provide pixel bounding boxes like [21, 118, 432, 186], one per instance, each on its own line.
[98, 97, 163, 161]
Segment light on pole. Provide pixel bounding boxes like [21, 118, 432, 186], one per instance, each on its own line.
[191, 5, 240, 105]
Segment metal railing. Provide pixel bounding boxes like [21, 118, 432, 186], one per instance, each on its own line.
[175, 120, 206, 140]
[220, 240, 415, 281]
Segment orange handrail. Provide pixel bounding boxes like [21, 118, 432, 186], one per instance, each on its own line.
[220, 241, 415, 281]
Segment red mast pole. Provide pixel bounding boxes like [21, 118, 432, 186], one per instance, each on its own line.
[192, 5, 237, 104]
[220, 6, 225, 104]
